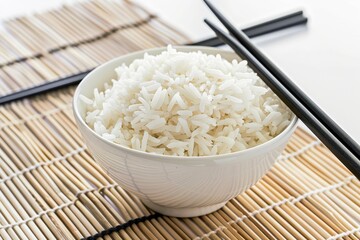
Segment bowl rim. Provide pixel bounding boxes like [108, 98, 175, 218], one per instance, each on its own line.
[73, 45, 298, 161]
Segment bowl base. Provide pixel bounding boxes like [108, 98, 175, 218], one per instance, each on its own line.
[142, 199, 227, 218]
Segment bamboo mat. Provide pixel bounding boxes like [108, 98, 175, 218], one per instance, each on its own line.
[0, 87, 359, 240]
[1, 1, 360, 240]
[0, 0, 189, 96]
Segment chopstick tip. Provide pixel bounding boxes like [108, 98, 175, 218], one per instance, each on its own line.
[203, 0, 216, 13]
[203, 18, 213, 27]
[203, 19, 219, 33]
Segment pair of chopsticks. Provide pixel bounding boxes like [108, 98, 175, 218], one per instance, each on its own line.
[203, 0, 360, 180]
[191, 10, 307, 47]
[0, 10, 307, 105]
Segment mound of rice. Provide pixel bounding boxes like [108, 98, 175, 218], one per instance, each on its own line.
[81, 46, 291, 156]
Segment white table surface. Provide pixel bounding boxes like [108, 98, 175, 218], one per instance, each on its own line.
[1, 0, 360, 143]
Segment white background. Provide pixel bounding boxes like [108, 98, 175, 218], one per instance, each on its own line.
[1, 0, 360, 143]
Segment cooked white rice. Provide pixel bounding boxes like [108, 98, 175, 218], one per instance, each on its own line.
[82, 46, 291, 156]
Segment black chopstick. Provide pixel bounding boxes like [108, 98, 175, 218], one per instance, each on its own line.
[203, 0, 360, 168]
[204, 19, 360, 179]
[0, 11, 308, 105]
[191, 10, 307, 47]
[0, 71, 90, 104]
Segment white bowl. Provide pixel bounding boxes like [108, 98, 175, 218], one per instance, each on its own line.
[73, 46, 298, 217]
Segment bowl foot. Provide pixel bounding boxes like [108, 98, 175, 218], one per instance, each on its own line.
[142, 199, 227, 218]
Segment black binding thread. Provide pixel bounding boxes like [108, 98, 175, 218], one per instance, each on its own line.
[81, 212, 162, 240]
[0, 15, 156, 68]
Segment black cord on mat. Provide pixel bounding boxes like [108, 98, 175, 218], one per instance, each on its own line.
[81, 212, 162, 240]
